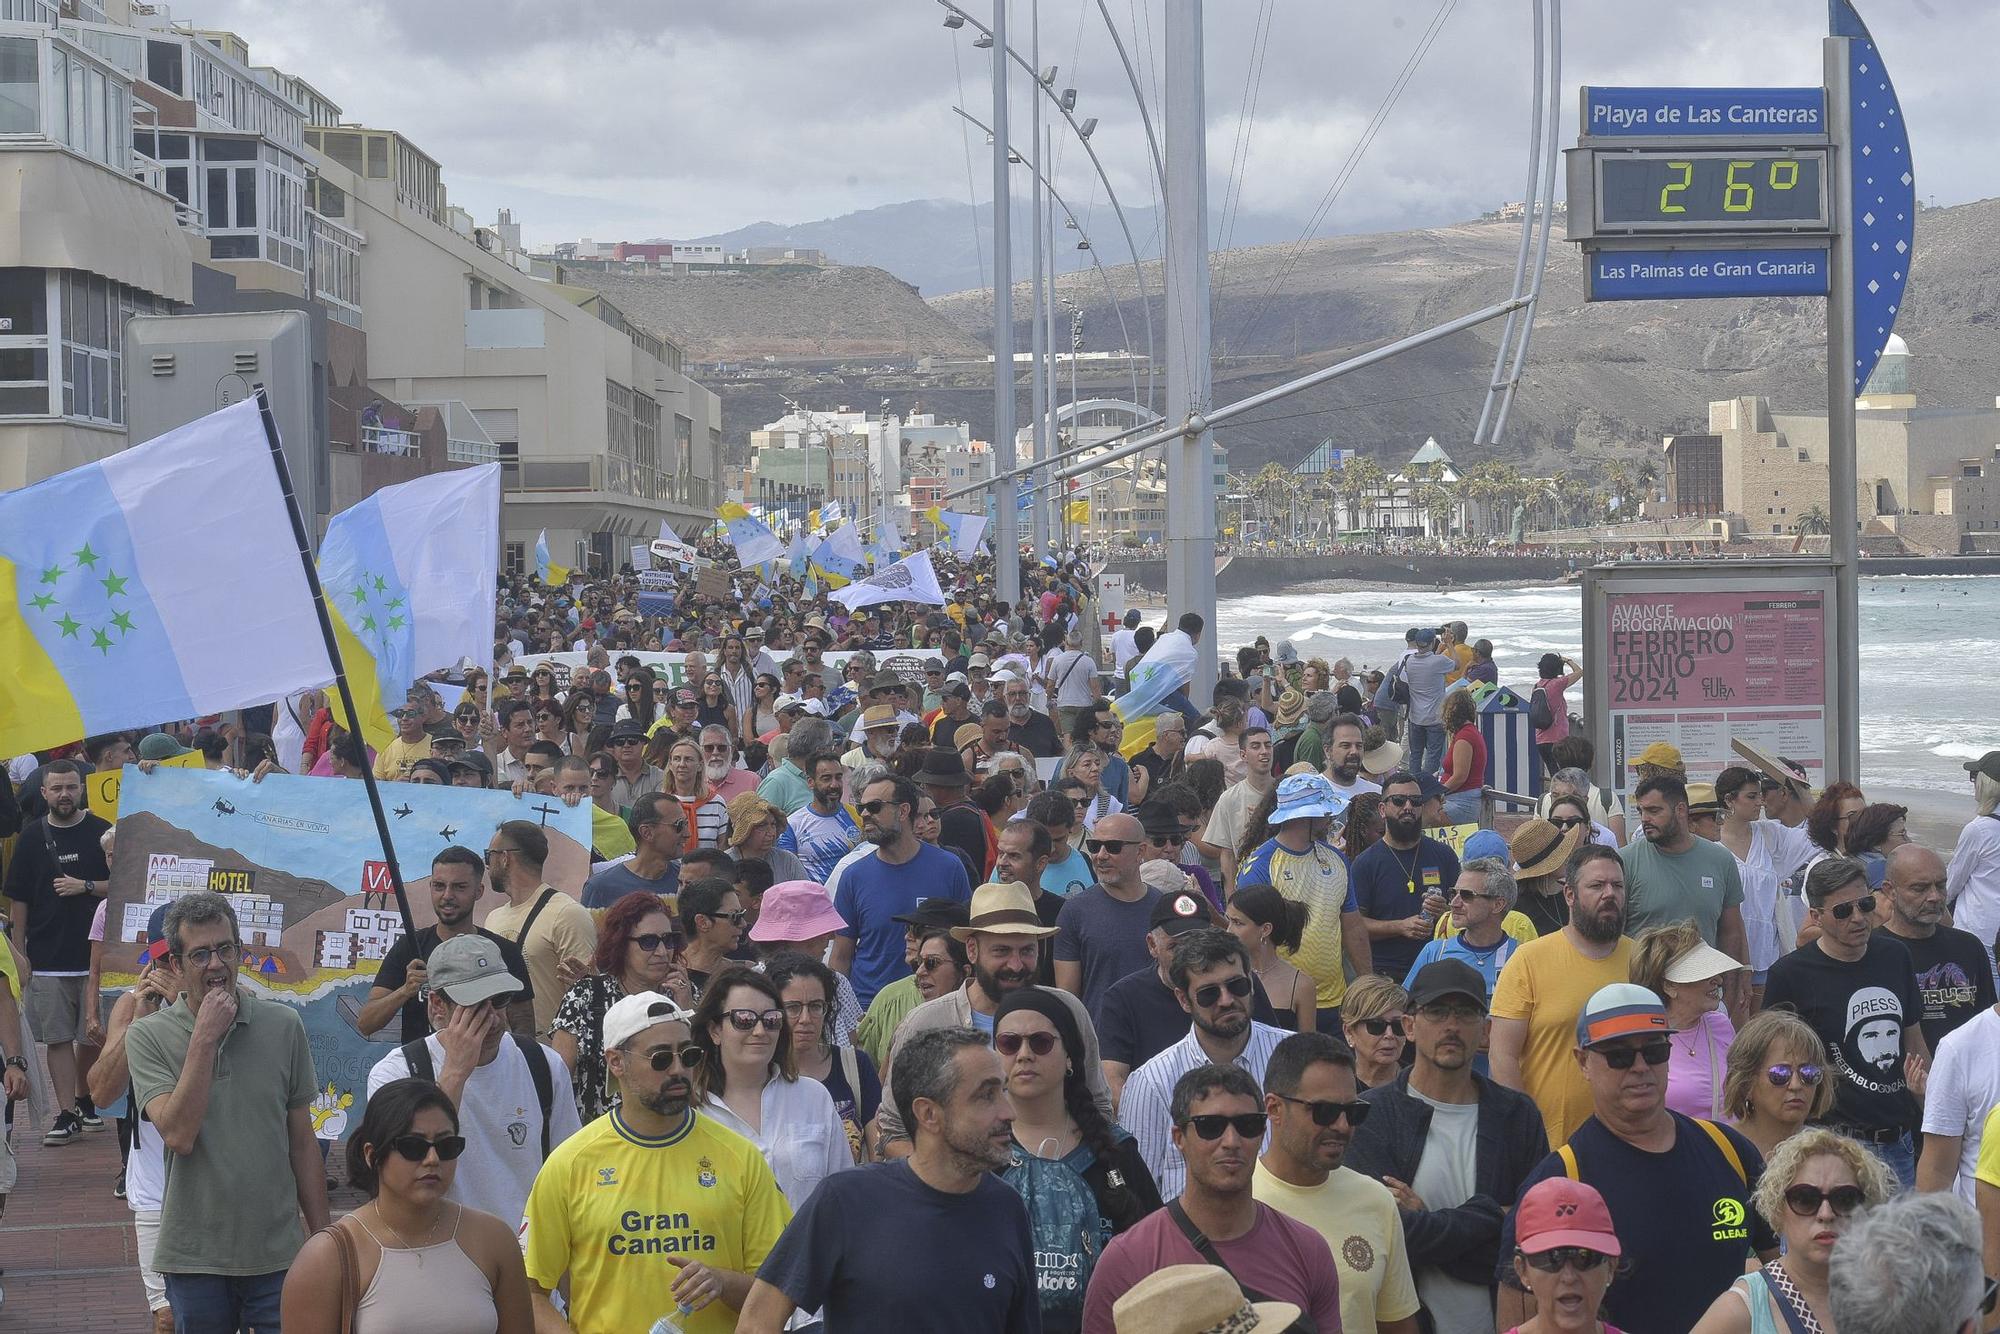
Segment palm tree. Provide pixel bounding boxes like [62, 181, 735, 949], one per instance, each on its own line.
[1343, 455, 1388, 536]
[1792, 505, 1830, 537]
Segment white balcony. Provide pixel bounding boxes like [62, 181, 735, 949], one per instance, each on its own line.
[359, 422, 417, 456]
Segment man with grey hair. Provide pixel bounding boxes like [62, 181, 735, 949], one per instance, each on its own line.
[738, 1026, 1038, 1333]
[1829, 1191, 1989, 1334]
[123, 890, 327, 1328]
[702, 722, 757, 803]
[1401, 856, 1524, 1003]
[758, 715, 834, 814]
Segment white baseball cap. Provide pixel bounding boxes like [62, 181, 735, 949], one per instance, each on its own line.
[602, 992, 696, 1051]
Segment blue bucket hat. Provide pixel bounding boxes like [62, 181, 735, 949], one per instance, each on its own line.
[1268, 772, 1349, 826]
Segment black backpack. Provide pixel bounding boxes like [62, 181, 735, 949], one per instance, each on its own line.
[1528, 685, 1554, 731]
[399, 1033, 556, 1159]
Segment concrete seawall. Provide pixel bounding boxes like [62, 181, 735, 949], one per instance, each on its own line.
[1099, 552, 2000, 598]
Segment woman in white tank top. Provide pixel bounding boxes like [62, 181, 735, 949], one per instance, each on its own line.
[279, 1077, 534, 1333]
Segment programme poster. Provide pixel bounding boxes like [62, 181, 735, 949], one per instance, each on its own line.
[1600, 587, 1830, 794]
[104, 766, 591, 1139]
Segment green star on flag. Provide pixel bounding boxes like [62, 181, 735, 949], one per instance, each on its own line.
[90, 628, 112, 654]
[386, 614, 406, 631]
[110, 610, 135, 634]
[73, 543, 99, 568]
[349, 584, 368, 604]
[360, 615, 378, 633]
[373, 574, 388, 593]
[39, 565, 62, 585]
[55, 613, 81, 638]
[29, 592, 54, 611]
[100, 570, 128, 597]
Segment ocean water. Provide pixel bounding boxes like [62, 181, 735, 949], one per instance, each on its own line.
[1218, 573, 1996, 796]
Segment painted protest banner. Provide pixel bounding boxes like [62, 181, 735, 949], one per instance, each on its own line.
[104, 766, 591, 1140]
[86, 749, 204, 821]
[1599, 585, 1830, 794]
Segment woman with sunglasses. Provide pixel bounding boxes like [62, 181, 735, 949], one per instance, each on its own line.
[560, 692, 595, 757]
[695, 673, 738, 735]
[689, 966, 853, 1210]
[1225, 884, 1315, 1033]
[531, 701, 566, 752]
[744, 672, 782, 744]
[1723, 1009, 1835, 1160]
[1504, 1177, 1627, 1334]
[1342, 975, 1409, 1090]
[615, 672, 657, 730]
[1692, 1127, 1894, 1333]
[765, 951, 881, 1163]
[994, 987, 1161, 1334]
[549, 893, 690, 1123]
[280, 1077, 532, 1333]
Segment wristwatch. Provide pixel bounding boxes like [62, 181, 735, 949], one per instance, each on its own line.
[4, 1056, 27, 1072]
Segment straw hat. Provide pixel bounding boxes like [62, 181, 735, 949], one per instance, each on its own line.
[1510, 816, 1583, 880]
[1273, 688, 1306, 727]
[950, 881, 1058, 941]
[1111, 1265, 1301, 1334]
[1360, 735, 1404, 777]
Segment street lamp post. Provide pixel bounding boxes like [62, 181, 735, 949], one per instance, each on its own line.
[990, 0, 1020, 604]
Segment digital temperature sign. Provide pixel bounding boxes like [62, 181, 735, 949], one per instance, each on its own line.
[1594, 150, 1828, 232]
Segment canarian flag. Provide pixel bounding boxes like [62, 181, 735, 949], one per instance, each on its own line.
[810, 522, 868, 589]
[0, 399, 331, 756]
[787, 529, 813, 579]
[534, 530, 569, 586]
[925, 507, 988, 555]
[318, 466, 501, 753]
[716, 503, 784, 568]
[1112, 628, 1199, 757]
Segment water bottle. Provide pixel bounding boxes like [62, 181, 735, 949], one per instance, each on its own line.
[649, 1308, 692, 1334]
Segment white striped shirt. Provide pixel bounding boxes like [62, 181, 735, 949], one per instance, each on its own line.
[1119, 1021, 1291, 1199]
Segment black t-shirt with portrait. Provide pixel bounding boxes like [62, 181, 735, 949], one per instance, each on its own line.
[1762, 935, 1922, 1131]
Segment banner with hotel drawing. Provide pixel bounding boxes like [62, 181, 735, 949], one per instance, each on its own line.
[103, 766, 591, 1140]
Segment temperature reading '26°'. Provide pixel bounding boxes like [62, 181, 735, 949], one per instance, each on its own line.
[1597, 151, 1828, 231]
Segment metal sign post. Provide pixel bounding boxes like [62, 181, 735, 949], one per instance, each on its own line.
[1562, 1, 1912, 782]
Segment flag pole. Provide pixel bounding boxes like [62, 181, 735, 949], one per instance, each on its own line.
[252, 386, 417, 937]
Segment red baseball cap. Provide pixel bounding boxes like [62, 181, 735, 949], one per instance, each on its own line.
[1514, 1179, 1621, 1256]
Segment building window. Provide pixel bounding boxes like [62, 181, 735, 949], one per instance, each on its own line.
[0, 36, 35, 134]
[504, 541, 524, 577]
[144, 38, 182, 95]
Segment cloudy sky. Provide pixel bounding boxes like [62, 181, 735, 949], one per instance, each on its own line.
[202, 0, 1995, 248]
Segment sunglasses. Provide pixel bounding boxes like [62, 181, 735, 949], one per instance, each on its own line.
[994, 1031, 1059, 1057]
[1784, 1183, 1866, 1218]
[1274, 1093, 1371, 1127]
[1596, 1039, 1674, 1070]
[1191, 975, 1254, 1008]
[1826, 895, 1877, 921]
[1383, 795, 1421, 807]
[1181, 1112, 1268, 1141]
[641, 1044, 706, 1072]
[724, 1008, 784, 1032]
[703, 909, 747, 926]
[385, 1133, 467, 1163]
[1520, 1246, 1614, 1274]
[631, 933, 680, 954]
[915, 955, 957, 974]
[1354, 1016, 1406, 1037]
[857, 799, 896, 815]
[1452, 888, 1504, 903]
[1766, 1063, 1824, 1087]
[1084, 838, 1130, 855]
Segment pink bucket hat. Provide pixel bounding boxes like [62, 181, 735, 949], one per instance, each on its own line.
[747, 880, 847, 943]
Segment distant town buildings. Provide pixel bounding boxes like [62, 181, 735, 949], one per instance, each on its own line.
[548, 239, 827, 268]
[744, 404, 990, 538]
[0, 2, 723, 572]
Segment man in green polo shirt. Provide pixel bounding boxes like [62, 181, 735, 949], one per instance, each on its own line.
[125, 890, 327, 1330]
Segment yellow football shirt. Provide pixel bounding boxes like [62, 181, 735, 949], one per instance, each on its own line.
[521, 1107, 792, 1334]
[1490, 932, 1636, 1149]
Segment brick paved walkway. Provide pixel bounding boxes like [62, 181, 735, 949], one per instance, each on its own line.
[1, 1105, 366, 1332]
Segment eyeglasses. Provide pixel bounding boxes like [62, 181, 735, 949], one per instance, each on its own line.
[1191, 975, 1254, 1008]
[701, 743, 731, 754]
[1595, 1039, 1674, 1070]
[486, 846, 515, 860]
[630, 933, 680, 955]
[781, 1000, 828, 1019]
[175, 942, 241, 968]
[1416, 1001, 1485, 1023]
[384, 1133, 467, 1163]
[1783, 1183, 1867, 1218]
[1983, 1275, 2000, 1317]
[702, 909, 747, 927]
[994, 1031, 1059, 1057]
[1383, 795, 1421, 807]
[724, 1008, 784, 1032]
[1765, 1063, 1825, 1087]
[1520, 1247, 1614, 1274]
[915, 808, 941, 821]
[1084, 838, 1130, 855]
[857, 799, 895, 815]
[640, 1044, 706, 1072]
[1548, 816, 1587, 830]
[590, 768, 613, 780]
[1180, 1112, 1268, 1140]
[1274, 1094, 1370, 1127]
[611, 737, 642, 747]
[1354, 1016, 1406, 1037]
[915, 955, 957, 974]
[1827, 895, 1877, 921]
[1451, 888, 1504, 903]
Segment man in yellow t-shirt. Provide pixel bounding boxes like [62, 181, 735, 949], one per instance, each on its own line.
[372, 705, 434, 781]
[521, 991, 790, 1334]
[1254, 1030, 1422, 1334]
[1489, 845, 1636, 1148]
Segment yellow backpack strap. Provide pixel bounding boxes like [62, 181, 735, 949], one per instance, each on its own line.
[1695, 1118, 1747, 1186]
[1557, 1143, 1579, 1181]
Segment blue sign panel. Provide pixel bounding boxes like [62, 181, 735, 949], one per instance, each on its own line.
[1832, 0, 1915, 393]
[1588, 248, 1829, 301]
[1582, 87, 1826, 138]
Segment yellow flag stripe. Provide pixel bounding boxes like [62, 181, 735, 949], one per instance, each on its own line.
[0, 553, 85, 756]
[327, 605, 397, 755]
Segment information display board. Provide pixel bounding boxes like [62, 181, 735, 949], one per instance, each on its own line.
[1583, 561, 1840, 796]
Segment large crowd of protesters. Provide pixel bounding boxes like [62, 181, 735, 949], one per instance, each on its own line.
[4, 546, 2000, 1334]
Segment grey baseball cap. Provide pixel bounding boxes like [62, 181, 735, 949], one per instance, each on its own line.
[425, 934, 521, 1005]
